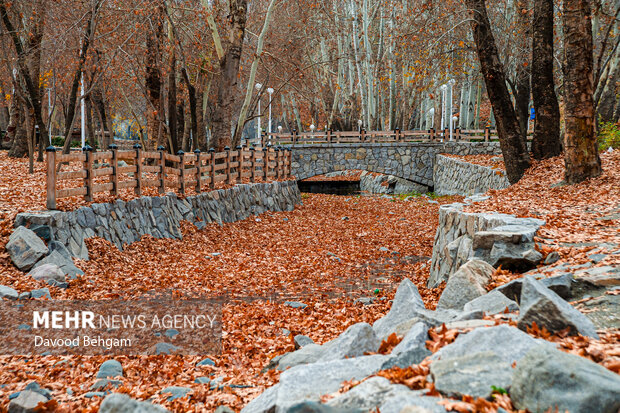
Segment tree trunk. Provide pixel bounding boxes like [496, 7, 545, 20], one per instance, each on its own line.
[60, 0, 100, 154]
[210, 0, 248, 150]
[563, 0, 602, 183]
[167, 51, 178, 153]
[0, 0, 49, 152]
[146, 5, 164, 149]
[531, 0, 562, 159]
[514, 0, 532, 140]
[466, 0, 531, 183]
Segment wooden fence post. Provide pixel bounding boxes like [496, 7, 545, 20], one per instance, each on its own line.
[194, 149, 202, 193]
[292, 129, 297, 145]
[178, 150, 185, 195]
[250, 147, 256, 183]
[484, 127, 490, 142]
[46, 146, 57, 210]
[262, 147, 268, 180]
[275, 147, 281, 180]
[236, 145, 243, 183]
[430, 128, 436, 141]
[395, 128, 401, 142]
[83, 145, 93, 203]
[286, 148, 292, 177]
[224, 146, 231, 185]
[327, 129, 332, 143]
[157, 145, 166, 194]
[455, 128, 461, 141]
[109, 144, 119, 197]
[209, 148, 216, 189]
[134, 143, 142, 196]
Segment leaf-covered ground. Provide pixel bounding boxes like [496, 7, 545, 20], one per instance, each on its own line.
[0, 150, 619, 411]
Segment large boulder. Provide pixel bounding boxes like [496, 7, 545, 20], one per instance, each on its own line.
[430, 351, 513, 399]
[373, 279, 425, 340]
[379, 394, 447, 413]
[242, 355, 390, 413]
[277, 323, 380, 370]
[97, 359, 123, 378]
[99, 393, 169, 413]
[382, 322, 431, 369]
[27, 264, 65, 284]
[326, 377, 415, 411]
[511, 345, 620, 413]
[32, 250, 83, 279]
[437, 260, 494, 310]
[518, 276, 598, 338]
[494, 272, 574, 303]
[462, 290, 519, 315]
[6, 226, 48, 271]
[431, 325, 547, 365]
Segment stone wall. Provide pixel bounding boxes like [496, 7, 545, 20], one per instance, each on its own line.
[434, 155, 510, 196]
[289, 142, 502, 186]
[14, 181, 301, 259]
[428, 202, 545, 288]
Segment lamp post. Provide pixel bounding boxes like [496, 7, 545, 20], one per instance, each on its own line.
[439, 84, 447, 130]
[450, 115, 458, 141]
[447, 79, 456, 133]
[255, 83, 262, 145]
[267, 87, 274, 136]
[357, 119, 363, 132]
[310, 124, 315, 134]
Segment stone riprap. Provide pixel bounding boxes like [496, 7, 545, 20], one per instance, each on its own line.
[428, 202, 545, 288]
[433, 155, 509, 196]
[13, 181, 301, 259]
[288, 142, 501, 186]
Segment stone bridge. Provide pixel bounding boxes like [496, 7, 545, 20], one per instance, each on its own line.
[287, 142, 502, 187]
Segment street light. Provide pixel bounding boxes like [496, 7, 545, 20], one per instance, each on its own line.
[428, 107, 435, 129]
[357, 119, 363, 132]
[277, 125, 283, 134]
[450, 115, 458, 141]
[439, 84, 447, 130]
[267, 87, 274, 136]
[310, 124, 315, 134]
[255, 83, 262, 144]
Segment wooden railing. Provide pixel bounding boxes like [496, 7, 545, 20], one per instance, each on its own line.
[46, 144, 292, 210]
[264, 128, 533, 145]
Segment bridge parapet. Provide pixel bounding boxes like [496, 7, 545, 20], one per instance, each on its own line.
[287, 142, 502, 187]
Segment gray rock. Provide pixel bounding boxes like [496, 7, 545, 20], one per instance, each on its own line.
[294, 335, 314, 349]
[242, 355, 389, 413]
[286, 401, 361, 413]
[486, 242, 543, 270]
[511, 344, 620, 413]
[518, 276, 598, 338]
[90, 378, 122, 391]
[29, 225, 51, 241]
[379, 394, 447, 413]
[0, 285, 19, 300]
[23, 382, 52, 400]
[285, 301, 308, 309]
[28, 264, 65, 284]
[430, 351, 513, 399]
[155, 342, 179, 355]
[84, 391, 105, 398]
[373, 278, 425, 340]
[48, 241, 72, 260]
[544, 251, 560, 265]
[214, 407, 236, 413]
[99, 393, 169, 413]
[97, 359, 123, 378]
[8, 390, 49, 413]
[462, 290, 519, 315]
[278, 323, 379, 370]
[540, 272, 573, 299]
[437, 259, 494, 310]
[432, 325, 546, 365]
[327, 377, 413, 411]
[160, 386, 192, 401]
[32, 250, 83, 279]
[30, 288, 51, 299]
[392, 322, 428, 355]
[6, 226, 48, 271]
[197, 357, 215, 366]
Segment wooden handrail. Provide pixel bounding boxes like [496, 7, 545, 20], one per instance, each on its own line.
[45, 145, 293, 210]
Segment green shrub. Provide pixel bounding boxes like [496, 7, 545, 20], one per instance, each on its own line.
[598, 122, 620, 151]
